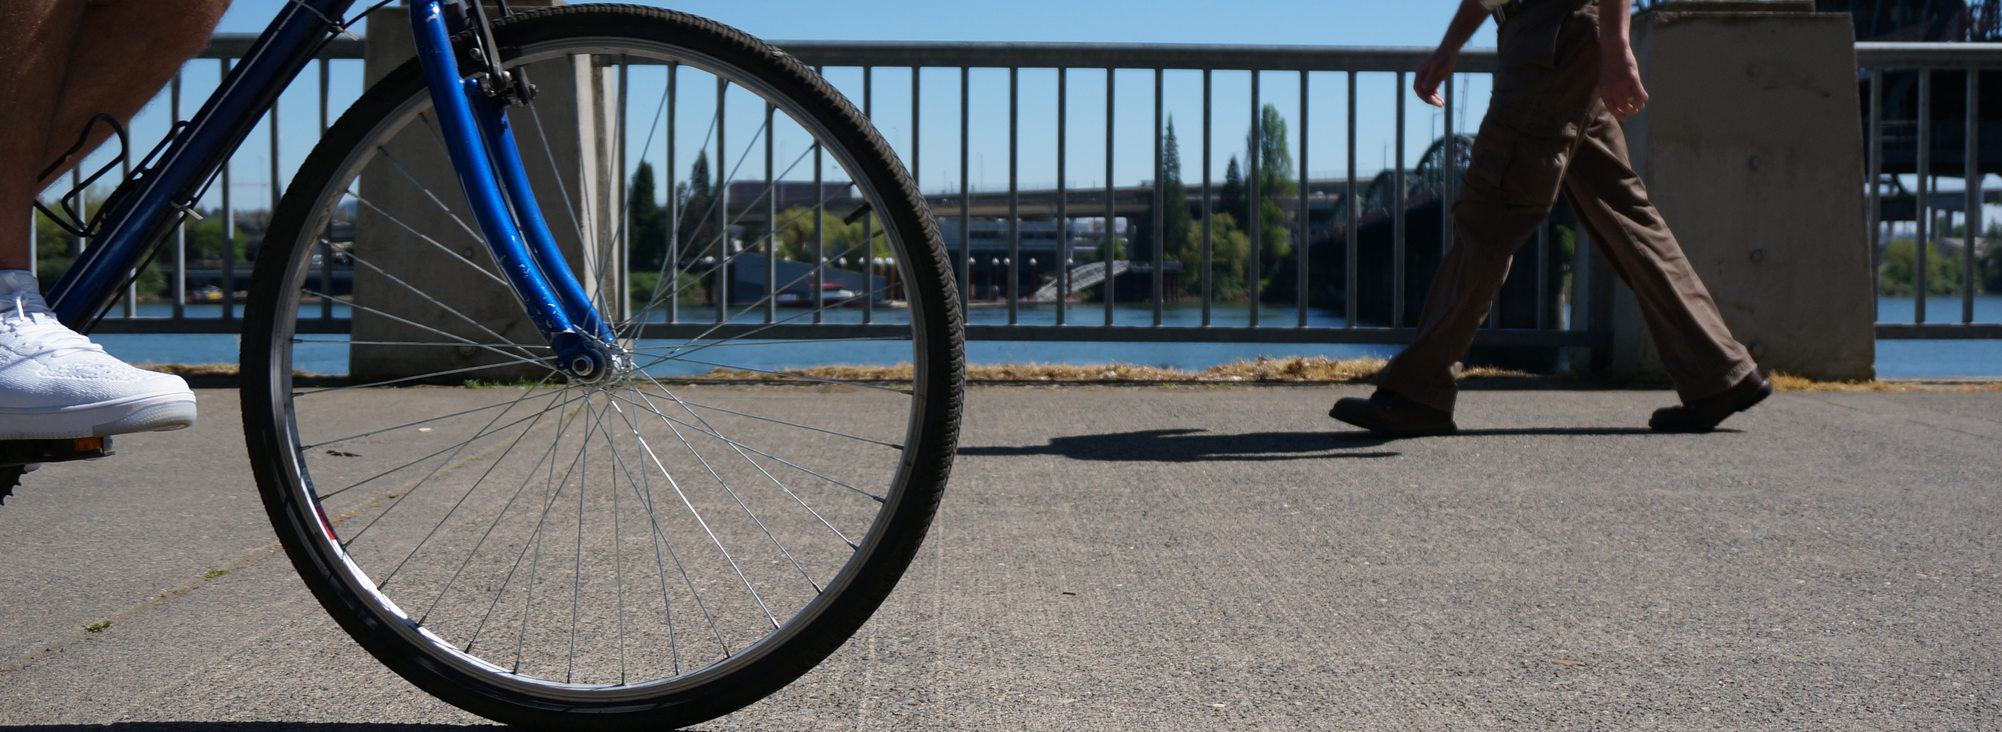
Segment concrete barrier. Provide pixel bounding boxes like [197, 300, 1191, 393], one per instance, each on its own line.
[351, 1, 622, 383]
[1620, 2, 1876, 381]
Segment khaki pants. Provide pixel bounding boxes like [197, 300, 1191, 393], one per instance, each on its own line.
[1374, 0, 1758, 412]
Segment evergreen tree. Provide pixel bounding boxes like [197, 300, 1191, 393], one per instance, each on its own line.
[1219, 156, 1247, 226]
[626, 161, 668, 269]
[1159, 118, 1192, 269]
[675, 151, 719, 261]
[1134, 117, 1193, 274]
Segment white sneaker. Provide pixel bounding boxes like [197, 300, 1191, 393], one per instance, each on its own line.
[0, 270, 196, 439]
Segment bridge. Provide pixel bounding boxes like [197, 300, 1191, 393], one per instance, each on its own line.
[1030, 260, 1131, 302]
[721, 178, 1367, 229]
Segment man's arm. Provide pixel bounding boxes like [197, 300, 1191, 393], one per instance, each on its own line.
[1415, 0, 1492, 108]
[1598, 0, 1648, 120]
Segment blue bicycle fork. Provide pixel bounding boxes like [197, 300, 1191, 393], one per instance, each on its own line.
[410, 0, 617, 378]
[47, 0, 615, 380]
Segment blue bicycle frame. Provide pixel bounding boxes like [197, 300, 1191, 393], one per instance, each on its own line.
[46, 0, 615, 376]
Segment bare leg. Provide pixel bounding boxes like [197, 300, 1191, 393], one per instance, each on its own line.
[0, 0, 230, 271]
[0, 0, 85, 271]
[37, 1, 233, 183]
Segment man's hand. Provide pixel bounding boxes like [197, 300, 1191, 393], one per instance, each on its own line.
[1599, 43, 1648, 121]
[1415, 46, 1458, 108]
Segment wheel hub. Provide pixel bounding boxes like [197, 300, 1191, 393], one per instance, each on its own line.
[565, 342, 634, 388]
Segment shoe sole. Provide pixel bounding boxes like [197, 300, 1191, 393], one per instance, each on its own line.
[1328, 405, 1459, 438]
[0, 393, 198, 439]
[1650, 379, 1774, 433]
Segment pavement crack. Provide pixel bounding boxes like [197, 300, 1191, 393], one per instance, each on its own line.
[0, 484, 404, 680]
[0, 540, 285, 677]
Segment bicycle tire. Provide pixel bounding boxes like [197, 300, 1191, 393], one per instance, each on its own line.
[241, 6, 962, 729]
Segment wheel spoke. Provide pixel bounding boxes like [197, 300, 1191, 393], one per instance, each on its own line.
[339, 250, 544, 364]
[317, 389, 587, 502]
[347, 186, 513, 292]
[341, 385, 584, 550]
[379, 377, 566, 588]
[614, 380, 886, 505]
[613, 387, 781, 629]
[622, 381, 857, 556]
[628, 267, 904, 369]
[251, 20, 956, 703]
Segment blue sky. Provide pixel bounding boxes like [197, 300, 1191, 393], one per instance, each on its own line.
[218, 1, 1496, 48]
[179, 1, 1501, 207]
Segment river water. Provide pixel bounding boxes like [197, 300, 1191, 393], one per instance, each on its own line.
[90, 296, 2002, 379]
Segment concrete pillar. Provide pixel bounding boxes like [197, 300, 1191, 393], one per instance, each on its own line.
[351, 1, 623, 382]
[1616, 2, 1875, 382]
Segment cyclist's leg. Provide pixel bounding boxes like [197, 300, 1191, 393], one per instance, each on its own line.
[34, 0, 233, 185]
[0, 0, 85, 270]
[0, 0, 214, 439]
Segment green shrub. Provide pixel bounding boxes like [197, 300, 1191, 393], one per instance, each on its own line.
[1879, 239, 1966, 296]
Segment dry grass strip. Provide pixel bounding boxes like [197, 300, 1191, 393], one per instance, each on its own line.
[704, 356, 1404, 384]
[1768, 372, 2002, 393]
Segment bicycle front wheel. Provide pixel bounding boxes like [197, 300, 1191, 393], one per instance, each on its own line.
[241, 6, 962, 729]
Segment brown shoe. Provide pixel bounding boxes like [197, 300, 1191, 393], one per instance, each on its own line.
[1649, 373, 1773, 433]
[1329, 388, 1457, 437]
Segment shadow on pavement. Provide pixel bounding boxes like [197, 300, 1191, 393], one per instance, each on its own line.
[960, 429, 1400, 462]
[1445, 427, 1732, 437]
[961, 425, 1693, 462]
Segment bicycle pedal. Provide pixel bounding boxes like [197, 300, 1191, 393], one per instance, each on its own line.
[0, 436, 115, 468]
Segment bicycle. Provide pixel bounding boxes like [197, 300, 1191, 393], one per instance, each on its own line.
[1, 1, 964, 728]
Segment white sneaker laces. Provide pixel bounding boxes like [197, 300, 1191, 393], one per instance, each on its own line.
[3, 292, 108, 360]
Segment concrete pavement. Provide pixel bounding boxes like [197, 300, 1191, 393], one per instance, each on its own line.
[0, 385, 1997, 730]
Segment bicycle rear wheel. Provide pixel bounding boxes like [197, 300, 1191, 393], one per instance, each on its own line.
[241, 6, 961, 729]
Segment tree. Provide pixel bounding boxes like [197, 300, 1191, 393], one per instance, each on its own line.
[1981, 223, 2002, 294]
[626, 161, 668, 270]
[1879, 239, 1964, 296]
[1249, 104, 1295, 277]
[1983, 241, 2002, 294]
[1219, 157, 1247, 226]
[33, 205, 184, 298]
[674, 151, 720, 261]
[772, 205, 880, 263]
[1159, 119, 1193, 269]
[1178, 211, 1250, 301]
[1252, 105, 1295, 200]
[1133, 117, 1193, 274]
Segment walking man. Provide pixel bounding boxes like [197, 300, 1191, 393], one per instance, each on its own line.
[1330, 0, 1771, 436]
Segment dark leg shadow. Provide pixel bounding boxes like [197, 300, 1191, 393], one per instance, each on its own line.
[1449, 427, 1742, 436]
[961, 429, 1399, 462]
[1326, 426, 1742, 439]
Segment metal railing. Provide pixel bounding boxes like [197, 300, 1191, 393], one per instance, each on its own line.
[1859, 42, 2002, 339]
[779, 42, 1587, 347]
[51, 35, 1608, 356]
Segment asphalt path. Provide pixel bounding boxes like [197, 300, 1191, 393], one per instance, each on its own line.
[0, 385, 1997, 730]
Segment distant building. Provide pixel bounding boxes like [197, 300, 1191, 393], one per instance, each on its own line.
[933, 218, 1093, 264]
[723, 181, 855, 210]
